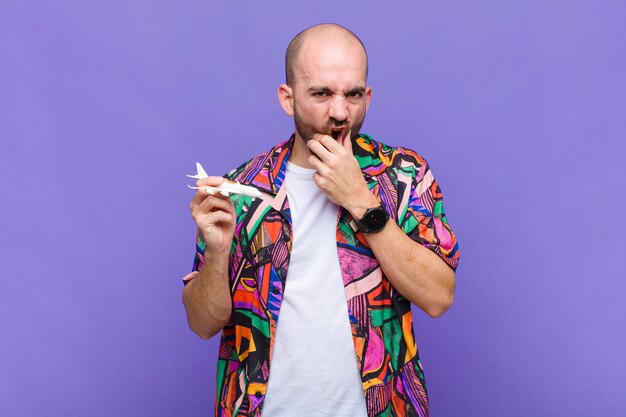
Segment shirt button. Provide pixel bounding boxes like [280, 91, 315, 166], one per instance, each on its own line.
[255, 391, 262, 399]
[272, 287, 280, 295]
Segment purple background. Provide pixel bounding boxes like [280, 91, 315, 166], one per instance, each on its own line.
[2, 1, 625, 416]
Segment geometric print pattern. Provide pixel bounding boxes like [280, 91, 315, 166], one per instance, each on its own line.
[192, 134, 459, 416]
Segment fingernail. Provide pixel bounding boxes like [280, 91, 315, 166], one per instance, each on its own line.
[182, 272, 199, 281]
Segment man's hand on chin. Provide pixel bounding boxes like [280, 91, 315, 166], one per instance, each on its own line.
[306, 131, 380, 219]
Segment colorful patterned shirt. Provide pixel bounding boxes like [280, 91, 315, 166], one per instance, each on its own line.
[192, 134, 460, 417]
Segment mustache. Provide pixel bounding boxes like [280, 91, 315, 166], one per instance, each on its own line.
[324, 119, 348, 130]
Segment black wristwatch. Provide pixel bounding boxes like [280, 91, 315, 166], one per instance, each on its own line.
[355, 205, 389, 233]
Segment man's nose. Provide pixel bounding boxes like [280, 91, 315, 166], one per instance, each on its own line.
[328, 96, 349, 122]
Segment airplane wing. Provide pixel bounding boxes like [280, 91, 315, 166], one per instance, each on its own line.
[187, 185, 229, 197]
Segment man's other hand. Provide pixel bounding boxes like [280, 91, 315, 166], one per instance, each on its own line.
[189, 177, 236, 256]
[307, 132, 379, 219]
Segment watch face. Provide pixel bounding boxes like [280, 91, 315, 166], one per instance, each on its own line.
[364, 207, 388, 231]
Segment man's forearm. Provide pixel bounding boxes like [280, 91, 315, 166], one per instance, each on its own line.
[182, 251, 232, 339]
[363, 220, 456, 317]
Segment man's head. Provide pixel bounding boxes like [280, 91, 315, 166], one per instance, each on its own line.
[285, 24, 369, 87]
[278, 24, 372, 146]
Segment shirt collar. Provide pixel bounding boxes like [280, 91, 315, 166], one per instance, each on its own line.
[241, 134, 294, 196]
[238, 133, 380, 196]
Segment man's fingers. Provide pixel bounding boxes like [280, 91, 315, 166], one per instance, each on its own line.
[190, 183, 232, 212]
[307, 139, 333, 162]
[343, 129, 353, 152]
[193, 204, 236, 230]
[195, 193, 234, 216]
[316, 133, 343, 153]
[190, 191, 203, 212]
[196, 176, 225, 187]
[311, 132, 330, 143]
[191, 193, 233, 216]
[205, 210, 235, 226]
[308, 154, 327, 174]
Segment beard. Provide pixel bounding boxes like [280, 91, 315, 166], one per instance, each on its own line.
[293, 102, 365, 145]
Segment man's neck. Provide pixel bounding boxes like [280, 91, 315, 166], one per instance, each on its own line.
[288, 132, 315, 169]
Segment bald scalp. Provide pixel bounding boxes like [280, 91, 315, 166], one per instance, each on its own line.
[285, 23, 368, 86]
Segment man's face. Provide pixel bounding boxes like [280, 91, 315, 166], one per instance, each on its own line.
[290, 40, 371, 146]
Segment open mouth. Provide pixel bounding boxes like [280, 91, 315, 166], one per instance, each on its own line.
[330, 127, 345, 141]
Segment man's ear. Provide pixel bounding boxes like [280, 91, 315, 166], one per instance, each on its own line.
[277, 83, 294, 116]
[365, 86, 372, 112]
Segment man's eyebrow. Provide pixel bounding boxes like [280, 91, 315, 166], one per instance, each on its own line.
[307, 86, 367, 95]
[347, 86, 366, 95]
[308, 86, 333, 93]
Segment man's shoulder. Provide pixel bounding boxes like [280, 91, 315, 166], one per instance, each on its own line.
[223, 136, 292, 184]
[223, 150, 270, 182]
[355, 134, 428, 176]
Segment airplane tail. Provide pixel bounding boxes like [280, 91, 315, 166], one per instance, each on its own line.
[186, 162, 209, 179]
[195, 162, 209, 178]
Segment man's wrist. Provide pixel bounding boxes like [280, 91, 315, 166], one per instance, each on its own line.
[202, 248, 230, 272]
[345, 192, 381, 220]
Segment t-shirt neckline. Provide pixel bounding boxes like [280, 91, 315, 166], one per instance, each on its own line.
[286, 161, 316, 175]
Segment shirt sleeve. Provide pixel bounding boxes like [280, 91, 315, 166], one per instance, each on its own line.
[398, 161, 460, 271]
[185, 231, 206, 286]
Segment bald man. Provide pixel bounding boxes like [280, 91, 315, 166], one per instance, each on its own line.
[183, 24, 460, 417]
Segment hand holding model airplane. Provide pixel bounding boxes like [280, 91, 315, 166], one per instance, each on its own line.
[187, 162, 262, 198]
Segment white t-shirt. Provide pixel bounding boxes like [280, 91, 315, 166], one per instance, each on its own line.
[261, 162, 368, 417]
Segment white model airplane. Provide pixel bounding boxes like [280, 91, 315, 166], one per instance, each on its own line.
[187, 162, 262, 198]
